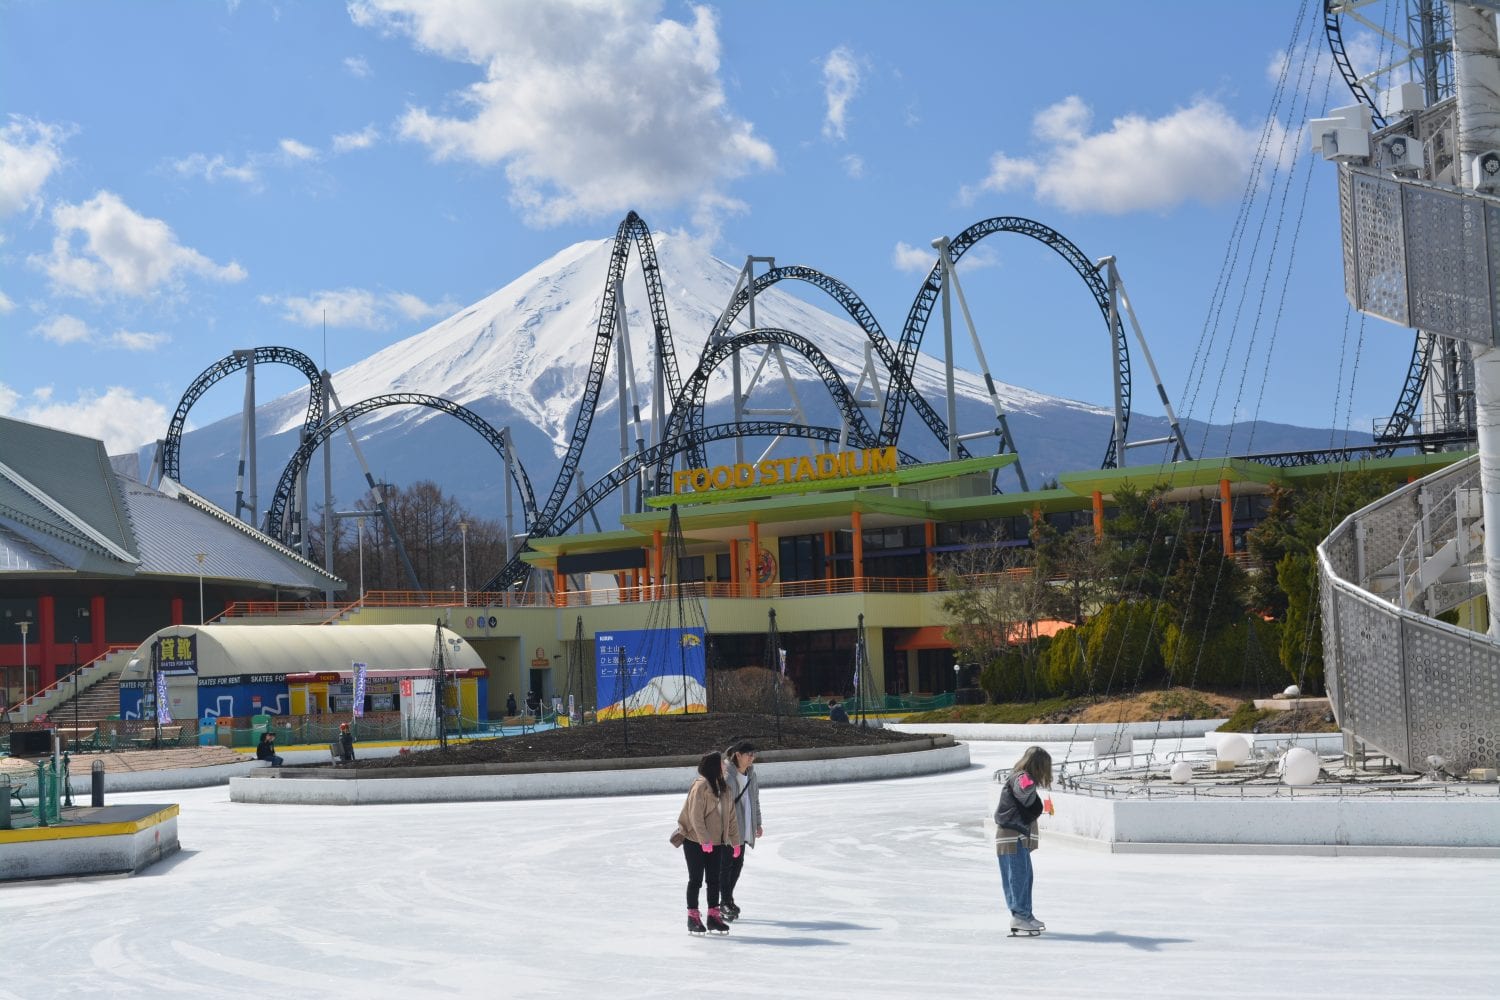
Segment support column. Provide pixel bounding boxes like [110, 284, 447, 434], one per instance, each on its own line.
[653, 529, 664, 601]
[38, 595, 55, 690]
[824, 530, 835, 582]
[729, 538, 741, 597]
[170, 596, 184, 626]
[851, 510, 865, 591]
[1092, 491, 1105, 541]
[1219, 479, 1234, 557]
[924, 521, 937, 590]
[554, 567, 566, 609]
[748, 522, 760, 598]
[90, 595, 105, 660]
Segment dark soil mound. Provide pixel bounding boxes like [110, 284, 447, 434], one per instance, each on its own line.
[346, 713, 923, 770]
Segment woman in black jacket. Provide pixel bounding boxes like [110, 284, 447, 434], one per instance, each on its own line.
[256, 732, 283, 767]
[993, 746, 1052, 935]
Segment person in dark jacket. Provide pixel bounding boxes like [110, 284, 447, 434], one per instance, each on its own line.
[256, 732, 283, 767]
[525, 690, 540, 715]
[828, 699, 850, 724]
[338, 722, 356, 763]
[993, 745, 1053, 935]
[506, 692, 518, 716]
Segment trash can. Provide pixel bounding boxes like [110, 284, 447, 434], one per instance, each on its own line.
[216, 717, 237, 747]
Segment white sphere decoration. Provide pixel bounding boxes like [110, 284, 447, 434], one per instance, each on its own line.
[1216, 733, 1251, 765]
[1203, 730, 1225, 750]
[1280, 747, 1320, 786]
[1169, 761, 1193, 783]
[1282, 684, 1301, 698]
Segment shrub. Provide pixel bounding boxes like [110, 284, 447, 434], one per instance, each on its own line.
[1162, 616, 1282, 689]
[979, 638, 1050, 703]
[709, 666, 798, 714]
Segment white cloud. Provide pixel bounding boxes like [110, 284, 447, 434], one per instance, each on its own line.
[0, 384, 167, 454]
[263, 287, 450, 329]
[33, 191, 247, 298]
[332, 126, 379, 153]
[0, 289, 14, 314]
[842, 154, 864, 179]
[351, 0, 775, 226]
[344, 55, 373, 78]
[970, 96, 1260, 214]
[892, 241, 934, 274]
[821, 46, 861, 141]
[171, 152, 260, 186]
[110, 329, 170, 351]
[35, 314, 92, 345]
[0, 115, 70, 219]
[279, 138, 319, 161]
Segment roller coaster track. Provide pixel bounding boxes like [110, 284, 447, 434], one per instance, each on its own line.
[536, 211, 685, 532]
[161, 346, 324, 483]
[887, 217, 1130, 468]
[1374, 333, 1432, 446]
[264, 393, 536, 543]
[654, 328, 883, 495]
[1324, 1, 1389, 129]
[707, 264, 969, 460]
[483, 420, 919, 590]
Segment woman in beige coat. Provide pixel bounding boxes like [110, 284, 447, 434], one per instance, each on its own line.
[674, 751, 741, 935]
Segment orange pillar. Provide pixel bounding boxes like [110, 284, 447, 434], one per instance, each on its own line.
[748, 521, 760, 598]
[729, 538, 741, 597]
[554, 567, 566, 608]
[170, 596, 184, 626]
[851, 510, 864, 591]
[653, 529, 664, 600]
[924, 521, 937, 591]
[1219, 479, 1234, 556]
[1092, 491, 1105, 541]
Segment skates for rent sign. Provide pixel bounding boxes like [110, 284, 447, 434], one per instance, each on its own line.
[594, 627, 706, 719]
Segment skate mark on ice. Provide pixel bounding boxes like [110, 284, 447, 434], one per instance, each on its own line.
[718, 935, 846, 947]
[737, 919, 873, 932]
[1033, 930, 1191, 951]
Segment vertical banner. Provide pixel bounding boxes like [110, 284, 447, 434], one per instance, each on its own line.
[155, 670, 173, 723]
[352, 662, 368, 718]
[595, 628, 706, 719]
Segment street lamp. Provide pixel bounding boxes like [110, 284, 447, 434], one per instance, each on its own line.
[17, 621, 29, 714]
[953, 661, 960, 694]
[458, 520, 469, 607]
[195, 552, 207, 624]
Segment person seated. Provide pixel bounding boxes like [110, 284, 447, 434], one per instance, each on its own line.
[256, 732, 284, 767]
[828, 699, 850, 724]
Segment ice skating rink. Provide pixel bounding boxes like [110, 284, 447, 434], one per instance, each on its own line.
[3, 740, 1495, 999]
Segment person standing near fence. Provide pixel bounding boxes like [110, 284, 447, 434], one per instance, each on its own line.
[339, 722, 356, 763]
[719, 741, 762, 922]
[673, 751, 739, 935]
[993, 745, 1053, 936]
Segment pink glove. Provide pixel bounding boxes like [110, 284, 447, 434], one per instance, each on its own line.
[732, 845, 742, 858]
[701, 842, 714, 853]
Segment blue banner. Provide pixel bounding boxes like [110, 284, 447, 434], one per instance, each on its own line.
[352, 662, 368, 718]
[595, 627, 706, 719]
[155, 671, 173, 723]
[157, 635, 197, 676]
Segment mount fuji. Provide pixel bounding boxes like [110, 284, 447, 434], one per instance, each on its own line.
[158, 231, 1356, 532]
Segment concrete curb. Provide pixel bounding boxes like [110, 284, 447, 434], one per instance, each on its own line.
[228, 741, 971, 805]
[889, 720, 1228, 742]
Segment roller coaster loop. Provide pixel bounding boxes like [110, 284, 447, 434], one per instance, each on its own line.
[888, 216, 1131, 468]
[265, 393, 537, 544]
[534, 211, 686, 535]
[483, 420, 920, 591]
[654, 328, 883, 496]
[707, 263, 971, 462]
[161, 346, 324, 484]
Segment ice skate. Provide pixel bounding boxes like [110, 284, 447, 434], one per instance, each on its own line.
[720, 901, 740, 922]
[687, 909, 706, 935]
[1008, 915, 1043, 937]
[705, 907, 731, 935]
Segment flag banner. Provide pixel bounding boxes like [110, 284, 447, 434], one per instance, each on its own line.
[352, 662, 368, 718]
[779, 648, 787, 675]
[155, 670, 173, 724]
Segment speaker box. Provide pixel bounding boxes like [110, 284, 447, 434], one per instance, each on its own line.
[9, 729, 55, 758]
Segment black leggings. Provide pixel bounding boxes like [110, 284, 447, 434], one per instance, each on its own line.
[720, 846, 745, 904]
[683, 841, 722, 910]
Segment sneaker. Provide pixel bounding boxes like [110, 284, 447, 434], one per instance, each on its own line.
[720, 901, 740, 922]
[687, 909, 706, 935]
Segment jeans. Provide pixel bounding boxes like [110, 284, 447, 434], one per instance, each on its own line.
[996, 843, 1034, 919]
[683, 841, 722, 910]
[720, 845, 745, 904]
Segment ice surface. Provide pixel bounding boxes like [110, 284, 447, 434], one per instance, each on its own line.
[3, 740, 1495, 999]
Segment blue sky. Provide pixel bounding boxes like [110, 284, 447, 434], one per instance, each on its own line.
[0, 0, 1415, 457]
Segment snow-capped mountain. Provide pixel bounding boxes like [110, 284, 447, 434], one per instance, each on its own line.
[162, 232, 1353, 529]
